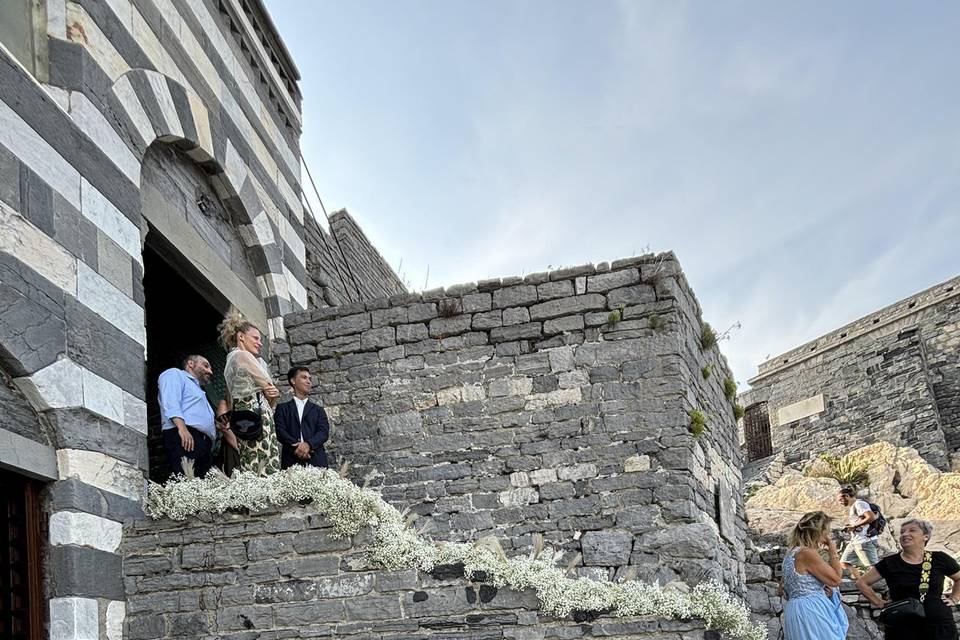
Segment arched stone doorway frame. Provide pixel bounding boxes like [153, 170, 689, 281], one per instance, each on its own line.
[113, 67, 294, 341]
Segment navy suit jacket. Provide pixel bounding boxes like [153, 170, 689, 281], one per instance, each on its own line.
[274, 398, 330, 469]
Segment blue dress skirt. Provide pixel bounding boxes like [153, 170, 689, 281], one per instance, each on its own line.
[783, 589, 849, 640]
[782, 547, 849, 640]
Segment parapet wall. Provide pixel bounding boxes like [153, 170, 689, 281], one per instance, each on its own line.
[121, 504, 715, 640]
[284, 254, 747, 587]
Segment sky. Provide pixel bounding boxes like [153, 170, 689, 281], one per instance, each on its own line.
[266, 1, 960, 388]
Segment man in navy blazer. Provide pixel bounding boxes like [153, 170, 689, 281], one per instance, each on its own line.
[274, 366, 330, 469]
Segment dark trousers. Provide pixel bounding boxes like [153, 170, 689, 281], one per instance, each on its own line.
[163, 426, 212, 479]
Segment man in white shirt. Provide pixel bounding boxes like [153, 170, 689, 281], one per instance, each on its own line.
[274, 366, 330, 469]
[837, 487, 878, 579]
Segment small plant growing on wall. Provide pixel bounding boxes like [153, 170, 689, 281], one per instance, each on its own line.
[700, 322, 718, 351]
[723, 376, 737, 401]
[648, 312, 663, 330]
[689, 409, 707, 437]
[438, 298, 459, 318]
[733, 403, 745, 421]
[701, 364, 712, 379]
[607, 304, 625, 327]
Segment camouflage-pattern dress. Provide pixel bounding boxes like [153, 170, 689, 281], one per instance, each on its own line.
[224, 349, 281, 476]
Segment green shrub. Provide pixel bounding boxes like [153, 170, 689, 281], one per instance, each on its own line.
[700, 322, 717, 350]
[607, 308, 622, 326]
[723, 376, 737, 401]
[701, 365, 712, 379]
[438, 298, 459, 318]
[689, 410, 707, 437]
[733, 403, 745, 420]
[648, 313, 663, 331]
[804, 452, 870, 488]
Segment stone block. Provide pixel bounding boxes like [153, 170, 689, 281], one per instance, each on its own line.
[396, 322, 429, 343]
[56, 449, 144, 501]
[543, 314, 585, 335]
[557, 463, 598, 481]
[492, 285, 538, 309]
[51, 545, 124, 599]
[327, 312, 370, 337]
[607, 284, 657, 307]
[343, 594, 402, 620]
[499, 487, 539, 507]
[640, 522, 717, 559]
[528, 468, 558, 485]
[624, 454, 651, 472]
[489, 322, 542, 342]
[360, 326, 396, 349]
[0, 427, 57, 480]
[49, 510, 123, 553]
[587, 269, 639, 292]
[502, 306, 531, 326]
[581, 530, 634, 565]
[537, 280, 575, 301]
[529, 294, 607, 320]
[462, 292, 492, 312]
[49, 596, 98, 640]
[429, 314, 472, 338]
[472, 310, 503, 329]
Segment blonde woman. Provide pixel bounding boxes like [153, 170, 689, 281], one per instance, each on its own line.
[218, 308, 281, 476]
[781, 511, 848, 640]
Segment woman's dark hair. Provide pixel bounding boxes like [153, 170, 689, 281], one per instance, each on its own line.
[287, 365, 310, 384]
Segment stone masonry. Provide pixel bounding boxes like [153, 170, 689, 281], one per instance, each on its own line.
[0, 1, 403, 637]
[283, 254, 748, 589]
[740, 275, 960, 470]
[121, 503, 720, 640]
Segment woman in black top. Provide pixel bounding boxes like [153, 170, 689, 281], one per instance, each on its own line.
[856, 518, 960, 640]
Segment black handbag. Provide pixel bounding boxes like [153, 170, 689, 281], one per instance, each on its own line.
[230, 392, 264, 442]
[879, 551, 932, 626]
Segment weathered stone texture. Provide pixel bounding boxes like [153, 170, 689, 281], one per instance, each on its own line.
[123, 504, 718, 640]
[742, 278, 960, 469]
[285, 255, 747, 588]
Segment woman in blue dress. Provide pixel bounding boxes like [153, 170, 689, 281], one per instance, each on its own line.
[781, 511, 849, 640]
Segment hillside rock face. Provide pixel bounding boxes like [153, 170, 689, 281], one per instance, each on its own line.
[746, 442, 960, 554]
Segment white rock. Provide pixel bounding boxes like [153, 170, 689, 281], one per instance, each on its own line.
[14, 359, 84, 411]
[69, 92, 140, 183]
[77, 260, 146, 346]
[80, 178, 141, 263]
[82, 367, 124, 425]
[49, 597, 98, 640]
[49, 511, 123, 552]
[0, 203, 78, 295]
[529, 468, 558, 486]
[105, 601, 125, 640]
[558, 463, 598, 481]
[624, 455, 651, 473]
[499, 488, 539, 507]
[57, 449, 145, 501]
[510, 471, 530, 488]
[0, 95, 73, 189]
[122, 390, 148, 435]
[524, 387, 582, 411]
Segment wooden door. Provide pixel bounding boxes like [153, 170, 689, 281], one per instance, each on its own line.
[0, 470, 44, 640]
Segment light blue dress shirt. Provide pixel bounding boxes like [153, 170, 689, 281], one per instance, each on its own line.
[158, 368, 216, 440]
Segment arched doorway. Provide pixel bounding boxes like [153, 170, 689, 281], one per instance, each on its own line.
[139, 141, 268, 481]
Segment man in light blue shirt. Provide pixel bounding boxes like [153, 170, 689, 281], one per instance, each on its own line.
[158, 355, 215, 479]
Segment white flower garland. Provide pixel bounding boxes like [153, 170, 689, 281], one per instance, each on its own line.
[145, 467, 766, 640]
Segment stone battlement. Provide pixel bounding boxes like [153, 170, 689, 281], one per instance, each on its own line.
[751, 274, 960, 384]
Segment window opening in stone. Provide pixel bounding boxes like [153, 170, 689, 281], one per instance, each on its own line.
[743, 402, 773, 462]
[0, 469, 43, 640]
[143, 236, 229, 482]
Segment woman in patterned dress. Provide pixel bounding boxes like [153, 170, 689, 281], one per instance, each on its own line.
[218, 307, 282, 476]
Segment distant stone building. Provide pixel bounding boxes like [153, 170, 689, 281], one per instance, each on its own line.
[0, 1, 400, 637]
[739, 275, 960, 470]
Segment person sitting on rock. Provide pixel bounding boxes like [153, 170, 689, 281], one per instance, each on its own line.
[837, 486, 878, 579]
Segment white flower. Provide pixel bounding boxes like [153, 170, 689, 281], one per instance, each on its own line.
[146, 469, 765, 640]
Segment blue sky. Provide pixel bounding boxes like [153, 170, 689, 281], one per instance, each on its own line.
[267, 1, 960, 387]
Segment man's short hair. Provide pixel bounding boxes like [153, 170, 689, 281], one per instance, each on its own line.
[182, 354, 205, 369]
[287, 365, 310, 384]
[839, 487, 856, 498]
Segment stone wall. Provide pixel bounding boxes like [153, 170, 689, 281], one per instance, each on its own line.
[284, 254, 747, 588]
[121, 503, 717, 640]
[741, 276, 960, 469]
[303, 208, 406, 309]
[0, 2, 396, 637]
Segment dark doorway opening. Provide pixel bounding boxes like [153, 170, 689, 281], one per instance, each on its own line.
[744, 402, 774, 462]
[0, 469, 44, 640]
[143, 231, 230, 482]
